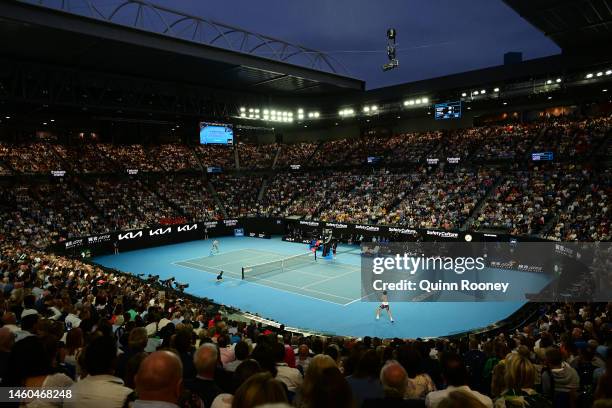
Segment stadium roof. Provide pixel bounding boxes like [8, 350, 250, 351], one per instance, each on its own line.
[0, 0, 364, 98]
[503, 0, 612, 53]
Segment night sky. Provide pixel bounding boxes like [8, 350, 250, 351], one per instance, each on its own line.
[121, 0, 561, 89]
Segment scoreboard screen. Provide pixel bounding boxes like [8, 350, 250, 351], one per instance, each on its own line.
[435, 101, 462, 120]
[199, 122, 234, 145]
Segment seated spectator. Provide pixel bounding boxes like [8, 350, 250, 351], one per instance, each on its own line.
[425, 353, 493, 408]
[211, 359, 263, 408]
[401, 347, 436, 399]
[0, 327, 14, 382]
[308, 366, 353, 408]
[541, 348, 580, 407]
[65, 335, 132, 408]
[218, 334, 235, 367]
[293, 354, 337, 408]
[594, 352, 612, 401]
[231, 372, 288, 408]
[273, 342, 302, 392]
[3, 335, 73, 407]
[437, 390, 490, 408]
[115, 327, 148, 381]
[363, 360, 426, 408]
[185, 343, 223, 408]
[346, 349, 385, 405]
[225, 341, 250, 372]
[494, 352, 551, 408]
[295, 344, 312, 373]
[133, 350, 184, 408]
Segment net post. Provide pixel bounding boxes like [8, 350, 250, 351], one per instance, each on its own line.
[241, 267, 245, 280]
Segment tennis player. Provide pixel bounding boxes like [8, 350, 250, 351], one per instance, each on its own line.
[209, 239, 220, 256]
[376, 290, 394, 322]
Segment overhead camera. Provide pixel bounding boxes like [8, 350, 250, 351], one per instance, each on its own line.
[382, 28, 399, 72]
[160, 277, 175, 288]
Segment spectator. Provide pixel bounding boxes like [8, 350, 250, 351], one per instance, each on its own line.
[231, 372, 287, 408]
[133, 350, 184, 408]
[308, 366, 353, 408]
[425, 353, 493, 408]
[494, 352, 551, 408]
[363, 360, 426, 408]
[225, 341, 249, 372]
[211, 359, 263, 408]
[293, 354, 337, 408]
[0, 326, 14, 383]
[3, 335, 73, 406]
[273, 342, 302, 392]
[116, 327, 148, 380]
[185, 343, 223, 408]
[437, 390, 490, 408]
[346, 349, 385, 405]
[541, 347, 580, 407]
[65, 335, 132, 408]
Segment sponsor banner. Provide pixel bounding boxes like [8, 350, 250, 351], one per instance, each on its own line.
[51, 170, 66, 177]
[248, 232, 271, 239]
[324, 222, 349, 229]
[149, 227, 172, 237]
[118, 230, 144, 241]
[177, 224, 198, 232]
[224, 219, 239, 227]
[355, 225, 380, 232]
[64, 239, 84, 249]
[388, 227, 418, 235]
[282, 237, 311, 244]
[361, 242, 611, 302]
[299, 220, 320, 227]
[87, 234, 112, 244]
[426, 230, 459, 239]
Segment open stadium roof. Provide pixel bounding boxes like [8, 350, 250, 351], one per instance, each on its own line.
[0, 0, 364, 97]
[503, 0, 612, 53]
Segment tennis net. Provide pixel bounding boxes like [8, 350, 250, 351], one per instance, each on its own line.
[241, 251, 316, 280]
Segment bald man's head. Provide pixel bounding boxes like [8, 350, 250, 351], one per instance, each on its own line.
[135, 351, 183, 404]
[380, 360, 408, 397]
[0, 327, 14, 352]
[193, 343, 218, 378]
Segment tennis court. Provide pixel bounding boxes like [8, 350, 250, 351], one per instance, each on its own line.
[93, 236, 532, 338]
[174, 248, 362, 305]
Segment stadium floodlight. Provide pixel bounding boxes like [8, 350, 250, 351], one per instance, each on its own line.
[371, 105, 378, 111]
[5, 116, 10, 119]
[503, 102, 508, 105]
[415, 99, 421, 104]
[314, 112, 320, 118]
[493, 88, 500, 92]
[461, 92, 467, 97]
[472, 91, 479, 96]
[363, 106, 370, 113]
[50, 119, 55, 122]
[604, 89, 609, 92]
[556, 78, 562, 83]
[240, 107, 246, 112]
[249, 108, 253, 113]
[420, 98, 428, 104]
[548, 96, 552, 100]
[263, 109, 269, 114]
[240, 113, 246, 117]
[480, 90, 486, 94]
[597, 72, 603, 77]
[606, 70, 612, 75]
[298, 108, 304, 113]
[546, 80, 552, 84]
[586, 73, 594, 79]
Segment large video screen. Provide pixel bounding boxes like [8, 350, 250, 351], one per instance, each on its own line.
[435, 101, 462, 120]
[199, 122, 234, 145]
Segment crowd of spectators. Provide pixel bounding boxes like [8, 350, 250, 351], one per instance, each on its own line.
[384, 168, 496, 230]
[237, 143, 278, 170]
[0, 241, 610, 408]
[154, 175, 221, 222]
[211, 175, 263, 218]
[148, 145, 202, 172]
[81, 177, 180, 231]
[275, 143, 318, 168]
[53, 144, 117, 174]
[545, 170, 611, 242]
[0, 142, 64, 174]
[473, 164, 588, 236]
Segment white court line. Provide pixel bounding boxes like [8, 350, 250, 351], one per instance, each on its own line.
[342, 292, 374, 307]
[301, 268, 359, 290]
[172, 249, 255, 264]
[174, 252, 275, 269]
[173, 261, 350, 305]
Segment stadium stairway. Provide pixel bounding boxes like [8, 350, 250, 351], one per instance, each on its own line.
[271, 145, 282, 169]
[207, 180, 228, 218]
[234, 145, 240, 170]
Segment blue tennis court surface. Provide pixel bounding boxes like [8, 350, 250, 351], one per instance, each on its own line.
[94, 236, 540, 338]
